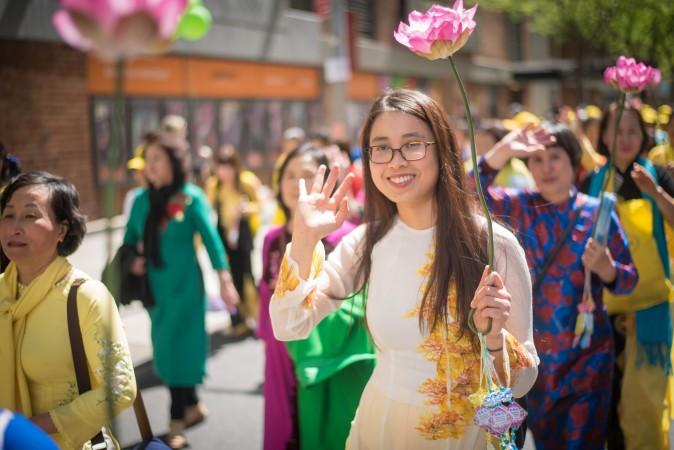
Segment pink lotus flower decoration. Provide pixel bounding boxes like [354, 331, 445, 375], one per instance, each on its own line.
[394, 0, 477, 60]
[603, 56, 661, 93]
[53, 0, 188, 61]
[394, 2, 497, 320]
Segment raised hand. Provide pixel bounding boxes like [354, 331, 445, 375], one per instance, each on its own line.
[484, 124, 556, 171]
[632, 163, 658, 198]
[500, 124, 556, 159]
[289, 165, 353, 279]
[293, 164, 353, 244]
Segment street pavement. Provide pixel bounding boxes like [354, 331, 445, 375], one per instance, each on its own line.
[115, 332, 263, 450]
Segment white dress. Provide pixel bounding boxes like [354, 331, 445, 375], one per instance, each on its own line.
[271, 217, 539, 449]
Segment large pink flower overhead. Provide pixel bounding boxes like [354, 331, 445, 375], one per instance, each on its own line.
[603, 56, 661, 93]
[53, 0, 188, 61]
[394, 0, 477, 60]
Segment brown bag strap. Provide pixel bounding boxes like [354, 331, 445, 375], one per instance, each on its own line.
[133, 389, 154, 442]
[67, 279, 105, 447]
[67, 279, 155, 444]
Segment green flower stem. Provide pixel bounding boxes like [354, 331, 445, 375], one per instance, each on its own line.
[449, 55, 493, 336]
[601, 91, 627, 195]
[448, 56, 494, 267]
[105, 59, 124, 273]
[592, 91, 625, 243]
[103, 57, 125, 436]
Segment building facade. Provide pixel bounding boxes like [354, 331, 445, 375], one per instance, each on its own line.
[0, 0, 592, 218]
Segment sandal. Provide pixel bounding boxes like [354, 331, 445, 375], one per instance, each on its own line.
[184, 402, 208, 428]
[167, 420, 188, 449]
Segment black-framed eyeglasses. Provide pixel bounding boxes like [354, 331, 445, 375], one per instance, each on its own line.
[366, 141, 435, 164]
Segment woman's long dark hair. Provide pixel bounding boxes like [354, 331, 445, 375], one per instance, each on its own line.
[356, 89, 488, 339]
[144, 139, 188, 267]
[215, 144, 243, 193]
[597, 103, 651, 159]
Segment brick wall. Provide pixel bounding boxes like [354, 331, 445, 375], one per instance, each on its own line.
[0, 39, 101, 219]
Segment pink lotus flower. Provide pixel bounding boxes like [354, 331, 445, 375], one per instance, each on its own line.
[603, 56, 661, 93]
[394, 1, 477, 60]
[53, 0, 188, 61]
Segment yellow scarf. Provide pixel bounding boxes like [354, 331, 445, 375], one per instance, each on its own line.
[0, 257, 72, 414]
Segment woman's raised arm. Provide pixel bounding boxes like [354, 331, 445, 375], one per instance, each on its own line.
[271, 165, 363, 341]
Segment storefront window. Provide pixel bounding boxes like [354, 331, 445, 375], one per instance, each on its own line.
[192, 100, 219, 155]
[346, 101, 370, 146]
[90, 97, 323, 184]
[267, 101, 285, 161]
[163, 99, 189, 119]
[129, 98, 160, 155]
[289, 0, 313, 12]
[91, 98, 114, 185]
[241, 100, 269, 167]
[219, 101, 242, 150]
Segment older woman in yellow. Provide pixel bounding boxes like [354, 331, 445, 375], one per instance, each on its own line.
[0, 172, 136, 449]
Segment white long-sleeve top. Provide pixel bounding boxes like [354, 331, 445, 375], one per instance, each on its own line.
[271, 216, 539, 449]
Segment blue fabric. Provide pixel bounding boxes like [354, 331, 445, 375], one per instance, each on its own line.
[589, 157, 672, 370]
[474, 158, 639, 448]
[132, 437, 171, 449]
[1, 409, 58, 450]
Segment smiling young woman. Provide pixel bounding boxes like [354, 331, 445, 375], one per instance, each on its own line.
[366, 112, 439, 229]
[269, 89, 538, 449]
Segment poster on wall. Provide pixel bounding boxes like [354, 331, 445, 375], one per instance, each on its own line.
[91, 96, 323, 183]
